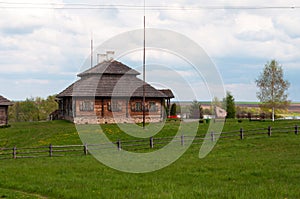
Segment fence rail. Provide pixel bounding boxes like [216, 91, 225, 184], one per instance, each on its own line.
[0, 125, 298, 160]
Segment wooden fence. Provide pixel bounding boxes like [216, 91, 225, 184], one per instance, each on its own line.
[0, 125, 298, 160]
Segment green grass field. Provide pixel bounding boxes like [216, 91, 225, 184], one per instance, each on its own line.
[0, 120, 300, 198]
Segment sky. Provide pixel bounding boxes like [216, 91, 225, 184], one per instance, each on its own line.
[0, 0, 300, 102]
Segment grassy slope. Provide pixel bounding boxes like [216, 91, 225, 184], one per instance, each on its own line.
[0, 120, 300, 198]
[0, 121, 80, 147]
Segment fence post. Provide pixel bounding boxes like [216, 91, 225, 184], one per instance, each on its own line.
[211, 132, 215, 142]
[13, 146, 17, 159]
[295, 125, 298, 135]
[49, 144, 53, 157]
[268, 126, 272, 137]
[150, 137, 154, 149]
[117, 139, 121, 151]
[84, 143, 88, 155]
[181, 135, 184, 146]
[240, 128, 244, 140]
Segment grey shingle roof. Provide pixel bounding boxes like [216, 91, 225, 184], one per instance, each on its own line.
[57, 61, 173, 98]
[159, 89, 175, 98]
[0, 95, 12, 106]
[78, 60, 140, 77]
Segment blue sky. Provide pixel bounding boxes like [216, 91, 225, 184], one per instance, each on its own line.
[0, 0, 300, 102]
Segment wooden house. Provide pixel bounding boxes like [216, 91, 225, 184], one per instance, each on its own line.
[56, 60, 174, 124]
[0, 95, 12, 126]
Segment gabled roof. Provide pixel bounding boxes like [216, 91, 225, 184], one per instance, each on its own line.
[57, 60, 173, 99]
[0, 95, 12, 106]
[78, 60, 140, 77]
[57, 75, 168, 98]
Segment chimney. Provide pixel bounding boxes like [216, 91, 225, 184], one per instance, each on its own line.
[97, 54, 107, 63]
[106, 51, 115, 61]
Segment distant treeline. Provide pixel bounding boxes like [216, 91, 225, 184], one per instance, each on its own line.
[9, 95, 58, 122]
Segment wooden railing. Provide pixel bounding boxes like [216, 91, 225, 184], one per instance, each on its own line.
[0, 125, 298, 160]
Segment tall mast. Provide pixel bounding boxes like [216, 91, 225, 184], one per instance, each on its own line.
[91, 32, 93, 68]
[142, 0, 146, 128]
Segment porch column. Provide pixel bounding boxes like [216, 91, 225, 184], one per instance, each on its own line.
[101, 98, 104, 118]
[72, 98, 76, 117]
[167, 98, 171, 117]
[126, 99, 129, 118]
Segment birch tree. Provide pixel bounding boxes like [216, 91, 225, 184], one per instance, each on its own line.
[255, 60, 290, 121]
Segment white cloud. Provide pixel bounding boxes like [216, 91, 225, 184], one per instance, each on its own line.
[235, 13, 274, 33]
[0, 0, 300, 101]
[236, 30, 274, 42]
[274, 14, 300, 38]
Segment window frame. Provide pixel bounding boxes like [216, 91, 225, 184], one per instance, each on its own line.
[149, 101, 157, 112]
[79, 100, 94, 112]
[135, 102, 142, 112]
[107, 100, 122, 112]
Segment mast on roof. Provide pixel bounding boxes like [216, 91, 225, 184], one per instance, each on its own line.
[142, 0, 146, 128]
[91, 32, 93, 68]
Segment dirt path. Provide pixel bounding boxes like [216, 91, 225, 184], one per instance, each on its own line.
[0, 187, 49, 199]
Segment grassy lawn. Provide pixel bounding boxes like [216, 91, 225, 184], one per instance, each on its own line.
[0, 120, 300, 198]
[0, 121, 80, 147]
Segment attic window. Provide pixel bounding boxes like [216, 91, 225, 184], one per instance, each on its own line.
[79, 101, 94, 112]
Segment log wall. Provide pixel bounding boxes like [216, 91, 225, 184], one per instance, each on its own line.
[62, 97, 165, 124]
[0, 106, 8, 126]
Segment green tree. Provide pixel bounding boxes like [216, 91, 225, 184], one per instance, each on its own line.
[37, 95, 58, 120]
[170, 103, 177, 116]
[8, 95, 58, 122]
[20, 98, 39, 121]
[189, 100, 203, 119]
[224, 91, 236, 119]
[8, 102, 18, 122]
[255, 60, 290, 121]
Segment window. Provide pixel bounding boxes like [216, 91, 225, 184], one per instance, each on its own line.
[131, 101, 152, 112]
[149, 102, 157, 112]
[107, 100, 122, 112]
[131, 102, 142, 112]
[79, 101, 94, 111]
[135, 102, 142, 112]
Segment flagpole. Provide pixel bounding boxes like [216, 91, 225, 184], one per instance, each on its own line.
[91, 32, 93, 68]
[142, 1, 146, 128]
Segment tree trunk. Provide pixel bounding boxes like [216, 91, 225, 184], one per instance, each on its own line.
[272, 107, 275, 122]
